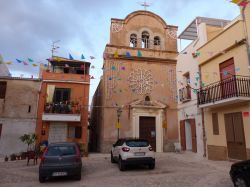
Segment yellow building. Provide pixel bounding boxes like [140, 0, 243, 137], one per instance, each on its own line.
[197, 4, 250, 160]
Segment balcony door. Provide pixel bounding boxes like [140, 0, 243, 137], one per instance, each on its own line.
[224, 112, 246, 160]
[219, 58, 236, 98]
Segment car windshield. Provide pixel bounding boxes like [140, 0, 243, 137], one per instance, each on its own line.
[125, 140, 149, 147]
[46, 145, 76, 156]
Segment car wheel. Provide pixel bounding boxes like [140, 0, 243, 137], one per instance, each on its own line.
[119, 157, 126, 171]
[75, 172, 81, 181]
[233, 175, 247, 187]
[39, 175, 46, 183]
[148, 163, 155, 170]
[111, 152, 116, 163]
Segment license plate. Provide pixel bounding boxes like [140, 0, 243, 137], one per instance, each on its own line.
[52, 172, 67, 176]
[134, 152, 145, 156]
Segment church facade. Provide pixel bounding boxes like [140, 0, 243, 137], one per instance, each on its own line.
[90, 11, 178, 153]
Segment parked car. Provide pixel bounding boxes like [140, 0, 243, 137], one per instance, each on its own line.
[230, 159, 250, 187]
[111, 138, 155, 171]
[39, 142, 82, 183]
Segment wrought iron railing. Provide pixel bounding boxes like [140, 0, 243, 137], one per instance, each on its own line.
[44, 101, 81, 114]
[197, 75, 250, 105]
[179, 86, 191, 102]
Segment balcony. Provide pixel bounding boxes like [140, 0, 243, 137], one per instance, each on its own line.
[179, 86, 191, 102]
[42, 102, 81, 122]
[197, 76, 250, 108]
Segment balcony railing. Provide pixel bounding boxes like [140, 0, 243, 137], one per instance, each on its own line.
[44, 102, 81, 114]
[197, 75, 250, 106]
[179, 86, 191, 102]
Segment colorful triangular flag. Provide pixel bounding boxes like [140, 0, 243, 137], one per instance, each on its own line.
[28, 58, 34, 62]
[81, 54, 85, 59]
[137, 50, 142, 57]
[90, 56, 95, 59]
[239, 1, 250, 7]
[90, 76, 95, 79]
[5, 61, 12, 65]
[69, 54, 74, 60]
[23, 61, 28, 65]
[231, 0, 241, 4]
[114, 51, 119, 58]
[16, 59, 22, 63]
[126, 52, 131, 57]
[32, 64, 38, 67]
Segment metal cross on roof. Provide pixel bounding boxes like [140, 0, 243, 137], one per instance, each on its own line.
[140, 1, 150, 10]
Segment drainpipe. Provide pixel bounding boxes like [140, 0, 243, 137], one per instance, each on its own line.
[241, 5, 250, 66]
[199, 66, 207, 157]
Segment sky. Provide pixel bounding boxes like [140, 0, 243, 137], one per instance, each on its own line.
[0, 0, 240, 103]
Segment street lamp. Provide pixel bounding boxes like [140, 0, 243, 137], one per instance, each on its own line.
[116, 107, 122, 140]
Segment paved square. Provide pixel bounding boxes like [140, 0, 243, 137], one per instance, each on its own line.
[0, 153, 233, 187]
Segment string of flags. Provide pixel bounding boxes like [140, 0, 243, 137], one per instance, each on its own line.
[230, 0, 250, 7]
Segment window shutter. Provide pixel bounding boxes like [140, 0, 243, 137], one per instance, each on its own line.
[212, 113, 219, 135]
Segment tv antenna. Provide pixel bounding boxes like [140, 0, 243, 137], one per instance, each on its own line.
[51, 40, 60, 57]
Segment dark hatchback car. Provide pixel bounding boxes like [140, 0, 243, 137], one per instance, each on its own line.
[230, 159, 250, 187]
[39, 142, 82, 183]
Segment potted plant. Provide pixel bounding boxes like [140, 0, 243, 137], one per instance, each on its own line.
[19, 133, 37, 152]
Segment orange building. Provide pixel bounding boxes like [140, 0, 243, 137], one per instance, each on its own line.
[36, 56, 90, 154]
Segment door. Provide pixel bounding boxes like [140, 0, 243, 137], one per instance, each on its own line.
[48, 122, 67, 143]
[180, 120, 186, 151]
[224, 112, 247, 160]
[219, 58, 236, 98]
[139, 117, 156, 151]
[189, 119, 197, 153]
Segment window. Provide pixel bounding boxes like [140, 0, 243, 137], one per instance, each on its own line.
[28, 105, 31, 113]
[145, 96, 150, 102]
[0, 124, 2, 138]
[46, 145, 76, 156]
[154, 36, 160, 46]
[53, 88, 71, 103]
[212, 113, 219, 135]
[179, 72, 191, 102]
[129, 34, 137, 47]
[142, 31, 150, 48]
[68, 126, 82, 139]
[0, 81, 7, 99]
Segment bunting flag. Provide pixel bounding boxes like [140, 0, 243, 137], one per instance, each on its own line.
[23, 61, 29, 65]
[114, 51, 119, 58]
[108, 77, 112, 80]
[16, 59, 22, 63]
[81, 54, 85, 59]
[32, 64, 38, 67]
[5, 61, 12, 65]
[126, 52, 131, 57]
[69, 54, 74, 60]
[90, 76, 95, 79]
[239, 1, 250, 7]
[137, 50, 142, 57]
[90, 56, 95, 59]
[28, 58, 34, 62]
[111, 65, 116, 70]
[121, 66, 125, 70]
[231, 0, 241, 4]
[91, 65, 95, 69]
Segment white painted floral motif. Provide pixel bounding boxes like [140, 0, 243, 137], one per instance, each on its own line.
[128, 69, 154, 94]
[111, 23, 123, 33]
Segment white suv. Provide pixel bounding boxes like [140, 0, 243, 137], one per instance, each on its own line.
[111, 138, 155, 171]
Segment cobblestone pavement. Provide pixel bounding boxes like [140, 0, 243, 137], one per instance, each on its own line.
[0, 153, 234, 187]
